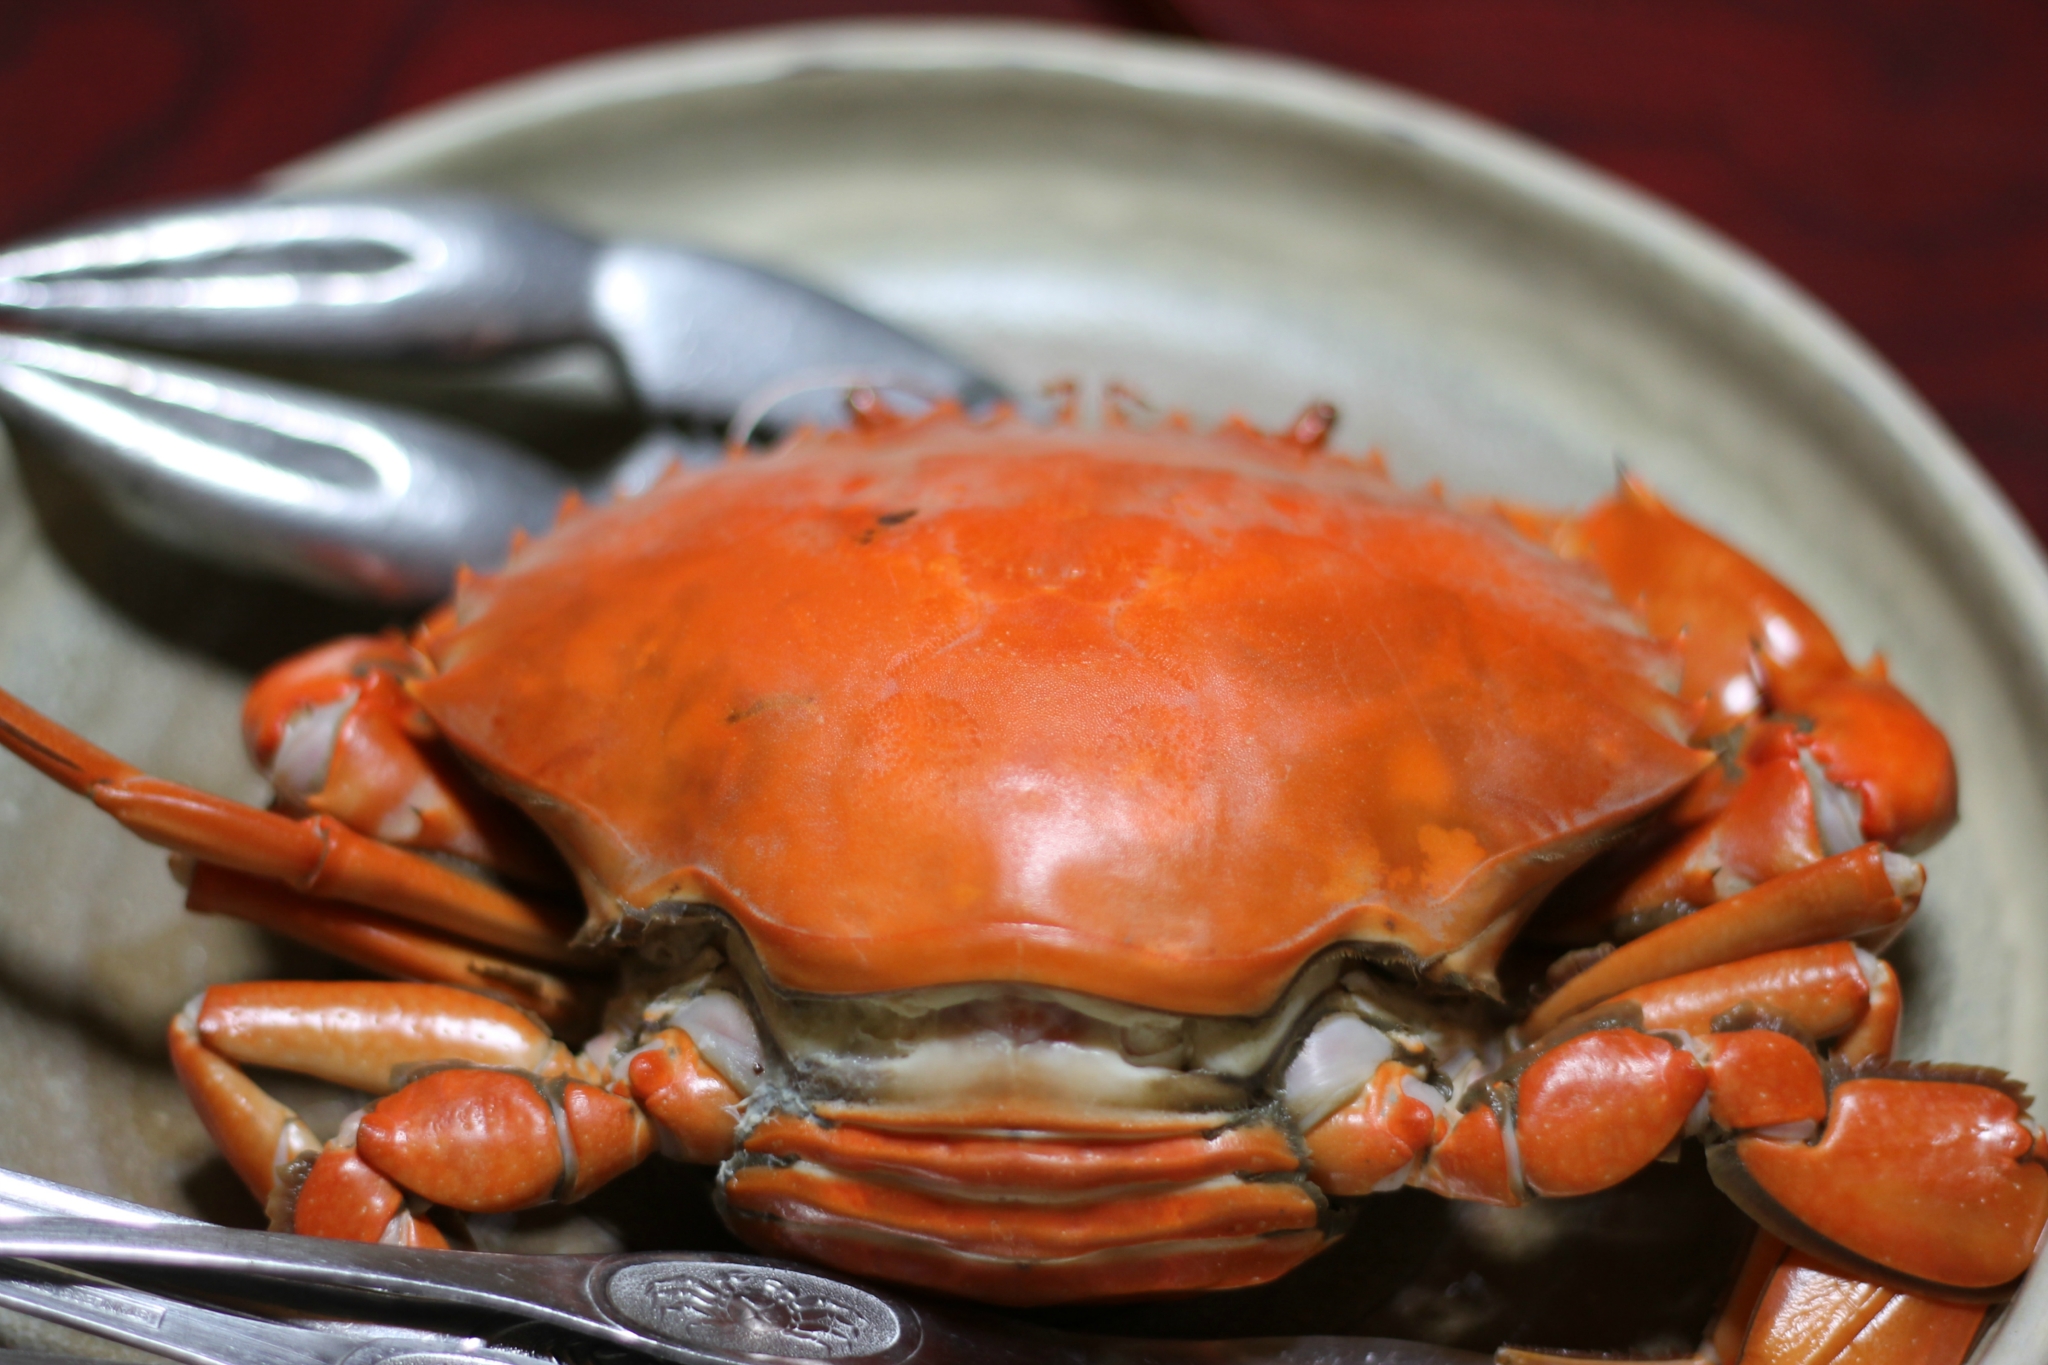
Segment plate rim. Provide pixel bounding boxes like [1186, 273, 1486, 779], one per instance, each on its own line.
[274, 14, 2048, 726]
[275, 34, 2043, 568]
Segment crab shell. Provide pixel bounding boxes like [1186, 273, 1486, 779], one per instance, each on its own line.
[412, 410, 1710, 1016]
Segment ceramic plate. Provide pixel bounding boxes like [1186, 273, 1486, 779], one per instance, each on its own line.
[3, 20, 2045, 1360]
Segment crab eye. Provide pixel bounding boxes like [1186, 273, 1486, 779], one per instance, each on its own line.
[1282, 1014, 1394, 1130]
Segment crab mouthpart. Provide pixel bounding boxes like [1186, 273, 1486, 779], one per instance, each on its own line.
[616, 929, 1497, 1303]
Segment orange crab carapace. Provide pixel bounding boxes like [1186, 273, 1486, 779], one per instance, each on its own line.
[1, 404, 2041, 1363]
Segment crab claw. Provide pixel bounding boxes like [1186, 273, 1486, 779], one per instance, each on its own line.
[1562, 474, 1849, 736]
[1779, 666, 1958, 854]
[1707, 1066, 2048, 1297]
[1400, 1014, 2048, 1305]
[243, 633, 570, 885]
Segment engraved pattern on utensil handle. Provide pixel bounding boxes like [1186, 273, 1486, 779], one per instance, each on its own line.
[591, 1256, 917, 1363]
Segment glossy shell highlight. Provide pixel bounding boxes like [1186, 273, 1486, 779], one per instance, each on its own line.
[416, 414, 1707, 1012]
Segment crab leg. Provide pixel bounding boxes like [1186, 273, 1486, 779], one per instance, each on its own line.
[0, 686, 579, 961]
[1701, 1230, 1796, 1365]
[1299, 1012, 2048, 1298]
[164, 981, 739, 1242]
[1498, 1240, 1990, 1364]
[1540, 479, 1958, 941]
[1836, 954, 1903, 1064]
[1579, 941, 1902, 1062]
[1721, 1240, 1990, 1365]
[1502, 1232, 1990, 1365]
[1525, 842, 1917, 1038]
[165, 1006, 319, 1225]
[1777, 665, 1958, 854]
[186, 981, 578, 1093]
[168, 978, 578, 1234]
[625, 1028, 745, 1162]
[183, 861, 589, 1028]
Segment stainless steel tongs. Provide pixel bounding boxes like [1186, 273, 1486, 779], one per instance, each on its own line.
[0, 1168, 1488, 1365]
[0, 1168, 555, 1365]
[0, 1260, 555, 1365]
[0, 194, 1007, 601]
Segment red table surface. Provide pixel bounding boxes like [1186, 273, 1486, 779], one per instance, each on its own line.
[8, 1, 2046, 533]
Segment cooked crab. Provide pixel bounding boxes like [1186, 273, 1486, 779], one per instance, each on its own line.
[2, 402, 2042, 1364]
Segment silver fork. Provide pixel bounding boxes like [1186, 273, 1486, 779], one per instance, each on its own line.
[0, 1169, 1489, 1365]
[0, 195, 1007, 602]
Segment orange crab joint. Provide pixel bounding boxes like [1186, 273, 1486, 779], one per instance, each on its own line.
[241, 634, 419, 763]
[627, 1028, 743, 1163]
[1834, 955, 1902, 1063]
[1565, 472, 1851, 734]
[1303, 1061, 1440, 1196]
[166, 1005, 317, 1205]
[1603, 743, 1826, 915]
[291, 1145, 412, 1243]
[1414, 1102, 1521, 1206]
[560, 1081, 657, 1202]
[1513, 1029, 1705, 1198]
[354, 1069, 564, 1214]
[246, 636, 570, 886]
[1700, 1030, 1827, 1134]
